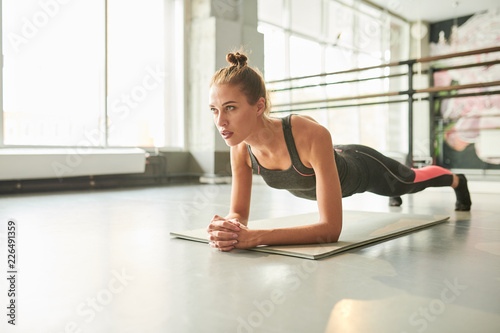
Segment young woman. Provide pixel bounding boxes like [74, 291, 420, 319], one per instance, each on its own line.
[206, 52, 471, 251]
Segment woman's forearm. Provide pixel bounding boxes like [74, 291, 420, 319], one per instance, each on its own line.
[250, 222, 341, 247]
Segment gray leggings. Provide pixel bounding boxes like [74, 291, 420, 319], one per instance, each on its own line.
[335, 144, 453, 197]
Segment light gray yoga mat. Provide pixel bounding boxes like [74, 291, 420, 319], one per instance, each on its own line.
[170, 211, 449, 259]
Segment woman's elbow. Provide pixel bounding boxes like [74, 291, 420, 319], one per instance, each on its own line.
[317, 222, 341, 243]
[325, 230, 341, 243]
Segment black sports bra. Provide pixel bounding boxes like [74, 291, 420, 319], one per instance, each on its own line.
[247, 115, 317, 200]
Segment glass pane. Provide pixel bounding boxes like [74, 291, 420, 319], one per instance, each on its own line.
[357, 53, 382, 69]
[328, 107, 360, 144]
[166, 0, 185, 148]
[289, 36, 323, 105]
[2, 0, 105, 146]
[258, 0, 282, 26]
[389, 21, 404, 62]
[328, 1, 353, 46]
[289, 36, 322, 78]
[290, 0, 322, 37]
[107, 0, 165, 147]
[356, 13, 382, 57]
[259, 23, 286, 82]
[360, 105, 387, 151]
[325, 46, 355, 73]
[358, 2, 382, 19]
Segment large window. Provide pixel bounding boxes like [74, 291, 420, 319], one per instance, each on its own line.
[1, 0, 184, 148]
[258, 0, 410, 153]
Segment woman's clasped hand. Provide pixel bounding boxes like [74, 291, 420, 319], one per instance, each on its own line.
[207, 215, 257, 251]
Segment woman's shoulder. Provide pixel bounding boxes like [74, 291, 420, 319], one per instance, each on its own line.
[231, 141, 252, 167]
[291, 114, 318, 124]
[231, 141, 250, 156]
[290, 114, 330, 139]
[285, 115, 332, 167]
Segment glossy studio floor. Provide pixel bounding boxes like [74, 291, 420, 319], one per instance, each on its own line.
[1, 177, 499, 333]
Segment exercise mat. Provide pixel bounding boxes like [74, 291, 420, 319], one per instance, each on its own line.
[170, 211, 449, 259]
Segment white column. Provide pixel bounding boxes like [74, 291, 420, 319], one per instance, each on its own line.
[410, 21, 431, 160]
[187, 0, 264, 178]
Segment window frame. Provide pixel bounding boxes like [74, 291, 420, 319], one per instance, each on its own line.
[0, 0, 185, 152]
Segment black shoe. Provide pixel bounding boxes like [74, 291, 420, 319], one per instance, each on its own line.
[389, 196, 402, 207]
[454, 174, 471, 211]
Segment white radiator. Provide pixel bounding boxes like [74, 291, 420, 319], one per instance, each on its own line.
[0, 148, 146, 180]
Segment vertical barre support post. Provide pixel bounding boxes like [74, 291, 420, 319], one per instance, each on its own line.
[429, 67, 436, 164]
[407, 62, 414, 167]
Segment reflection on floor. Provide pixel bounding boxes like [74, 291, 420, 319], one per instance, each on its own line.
[0, 181, 499, 333]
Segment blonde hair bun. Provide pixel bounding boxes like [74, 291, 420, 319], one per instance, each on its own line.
[211, 50, 271, 120]
[226, 52, 248, 67]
